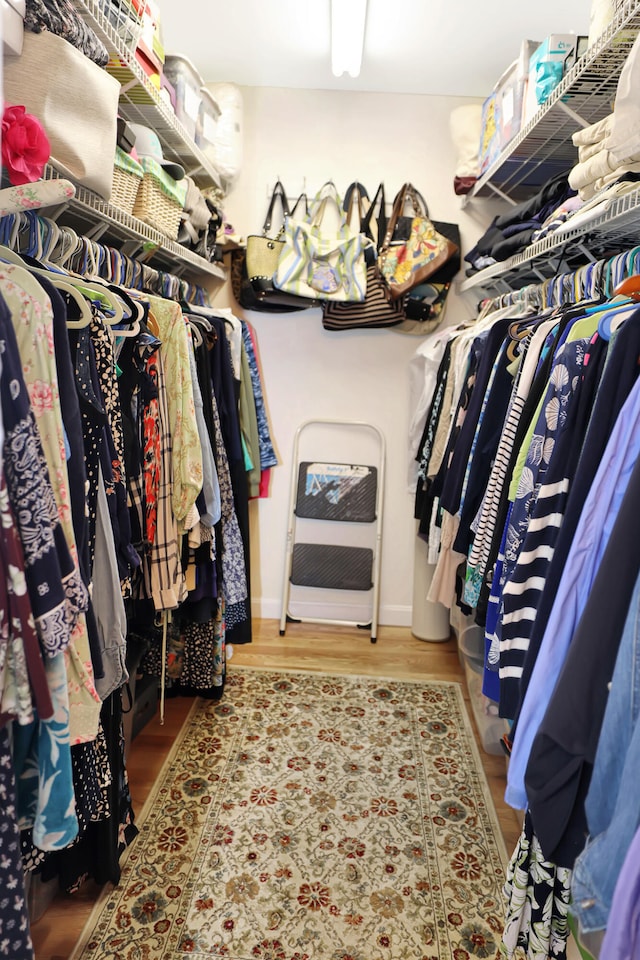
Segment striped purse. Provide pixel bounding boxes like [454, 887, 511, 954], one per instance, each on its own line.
[322, 183, 406, 331]
[322, 265, 405, 330]
[274, 182, 369, 303]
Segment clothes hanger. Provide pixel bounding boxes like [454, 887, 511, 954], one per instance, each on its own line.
[113, 317, 141, 339]
[188, 321, 203, 348]
[595, 300, 637, 341]
[0, 241, 94, 328]
[6, 214, 126, 327]
[612, 273, 640, 299]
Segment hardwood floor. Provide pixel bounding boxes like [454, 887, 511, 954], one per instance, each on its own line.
[30, 620, 523, 959]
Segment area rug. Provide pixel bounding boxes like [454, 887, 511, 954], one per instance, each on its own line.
[71, 668, 508, 960]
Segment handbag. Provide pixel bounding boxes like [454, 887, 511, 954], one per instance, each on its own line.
[243, 183, 314, 311]
[390, 281, 451, 336]
[391, 187, 461, 286]
[322, 184, 405, 331]
[3, 30, 120, 200]
[274, 182, 369, 302]
[378, 183, 459, 299]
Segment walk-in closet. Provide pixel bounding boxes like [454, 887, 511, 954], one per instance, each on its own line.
[1, 1, 639, 958]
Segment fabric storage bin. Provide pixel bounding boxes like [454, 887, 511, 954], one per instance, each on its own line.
[3, 29, 120, 200]
[195, 86, 221, 164]
[132, 155, 187, 239]
[163, 53, 203, 141]
[111, 147, 144, 215]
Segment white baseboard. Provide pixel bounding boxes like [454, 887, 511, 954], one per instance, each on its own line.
[252, 597, 412, 628]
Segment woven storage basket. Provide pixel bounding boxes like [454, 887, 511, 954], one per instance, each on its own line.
[132, 156, 187, 239]
[111, 147, 143, 215]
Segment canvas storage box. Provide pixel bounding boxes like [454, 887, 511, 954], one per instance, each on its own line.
[111, 147, 144, 215]
[163, 53, 204, 141]
[3, 29, 120, 199]
[132, 156, 187, 239]
[195, 86, 221, 164]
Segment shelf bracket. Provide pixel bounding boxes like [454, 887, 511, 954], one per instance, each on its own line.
[483, 182, 519, 206]
[45, 202, 71, 223]
[84, 222, 110, 243]
[119, 77, 139, 97]
[556, 99, 591, 129]
[575, 242, 597, 263]
[119, 239, 146, 259]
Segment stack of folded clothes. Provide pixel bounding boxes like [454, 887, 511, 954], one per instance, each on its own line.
[568, 114, 640, 200]
[464, 171, 577, 275]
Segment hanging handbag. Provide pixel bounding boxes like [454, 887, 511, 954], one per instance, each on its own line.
[274, 182, 369, 303]
[386, 187, 461, 335]
[322, 183, 405, 331]
[378, 183, 459, 299]
[390, 281, 452, 336]
[243, 183, 314, 310]
[390, 186, 461, 286]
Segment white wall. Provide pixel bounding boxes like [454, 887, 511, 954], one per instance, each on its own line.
[216, 86, 497, 627]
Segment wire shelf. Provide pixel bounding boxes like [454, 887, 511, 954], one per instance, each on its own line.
[459, 185, 640, 292]
[41, 165, 225, 282]
[72, 0, 221, 189]
[464, 0, 640, 203]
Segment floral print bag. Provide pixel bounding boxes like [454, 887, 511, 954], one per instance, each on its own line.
[378, 182, 459, 300]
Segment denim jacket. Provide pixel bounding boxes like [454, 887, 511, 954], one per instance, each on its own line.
[571, 567, 640, 933]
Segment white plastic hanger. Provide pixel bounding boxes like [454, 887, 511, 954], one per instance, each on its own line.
[0, 243, 93, 328]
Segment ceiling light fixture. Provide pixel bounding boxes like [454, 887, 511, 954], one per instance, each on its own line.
[331, 0, 368, 78]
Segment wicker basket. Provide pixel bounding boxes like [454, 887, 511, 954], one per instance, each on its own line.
[111, 147, 144, 215]
[132, 156, 187, 240]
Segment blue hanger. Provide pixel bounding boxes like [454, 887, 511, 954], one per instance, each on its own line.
[597, 300, 637, 341]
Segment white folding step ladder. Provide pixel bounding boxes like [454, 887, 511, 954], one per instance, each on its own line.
[279, 419, 385, 643]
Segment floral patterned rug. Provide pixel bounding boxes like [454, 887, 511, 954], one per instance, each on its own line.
[71, 668, 508, 960]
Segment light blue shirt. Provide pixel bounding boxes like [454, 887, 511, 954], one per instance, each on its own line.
[505, 372, 640, 811]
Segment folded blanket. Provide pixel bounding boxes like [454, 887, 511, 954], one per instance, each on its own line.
[568, 148, 640, 192]
[572, 114, 614, 148]
[578, 139, 607, 163]
[569, 148, 617, 191]
[592, 161, 640, 194]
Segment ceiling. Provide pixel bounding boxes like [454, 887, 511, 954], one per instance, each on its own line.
[157, 0, 592, 99]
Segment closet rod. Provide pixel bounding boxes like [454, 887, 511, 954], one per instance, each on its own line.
[485, 243, 640, 311]
[0, 210, 209, 306]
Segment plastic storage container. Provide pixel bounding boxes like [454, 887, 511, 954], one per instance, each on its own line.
[163, 53, 204, 140]
[195, 86, 221, 165]
[208, 82, 243, 187]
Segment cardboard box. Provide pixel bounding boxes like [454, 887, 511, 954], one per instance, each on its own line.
[478, 91, 501, 175]
[497, 40, 540, 147]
